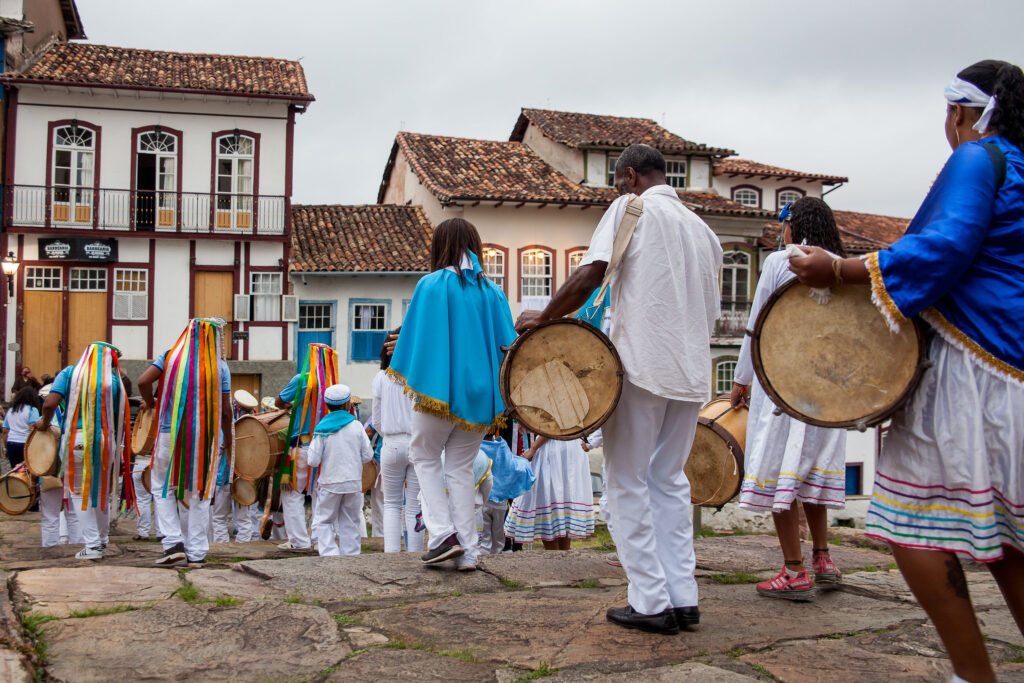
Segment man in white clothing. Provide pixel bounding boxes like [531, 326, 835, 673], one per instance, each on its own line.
[307, 384, 374, 556]
[517, 144, 722, 635]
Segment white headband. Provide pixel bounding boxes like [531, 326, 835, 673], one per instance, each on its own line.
[944, 76, 997, 134]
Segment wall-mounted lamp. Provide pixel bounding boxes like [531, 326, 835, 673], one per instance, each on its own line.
[1, 252, 20, 298]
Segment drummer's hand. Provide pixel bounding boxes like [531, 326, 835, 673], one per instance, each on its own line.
[32, 419, 49, 431]
[383, 332, 399, 356]
[788, 246, 837, 288]
[522, 446, 536, 461]
[729, 383, 749, 408]
[142, 396, 156, 411]
[515, 310, 546, 334]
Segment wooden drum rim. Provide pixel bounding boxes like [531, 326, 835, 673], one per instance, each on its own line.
[499, 318, 625, 441]
[692, 417, 744, 507]
[24, 426, 60, 477]
[749, 279, 928, 429]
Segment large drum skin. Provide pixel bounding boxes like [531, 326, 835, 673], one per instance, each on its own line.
[231, 477, 259, 507]
[500, 319, 624, 440]
[132, 406, 156, 456]
[0, 468, 36, 515]
[234, 410, 290, 480]
[25, 426, 60, 477]
[751, 281, 925, 429]
[685, 399, 747, 508]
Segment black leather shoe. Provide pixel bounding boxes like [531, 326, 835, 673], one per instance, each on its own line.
[606, 605, 679, 635]
[673, 606, 700, 630]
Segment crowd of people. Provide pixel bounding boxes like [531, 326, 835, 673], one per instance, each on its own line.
[0, 58, 1021, 683]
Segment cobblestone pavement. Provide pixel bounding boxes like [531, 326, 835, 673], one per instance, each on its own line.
[0, 513, 1020, 682]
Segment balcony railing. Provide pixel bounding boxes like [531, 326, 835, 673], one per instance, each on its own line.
[716, 301, 752, 338]
[5, 185, 287, 236]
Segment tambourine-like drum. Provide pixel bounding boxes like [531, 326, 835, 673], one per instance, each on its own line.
[39, 476, 62, 492]
[132, 406, 156, 456]
[500, 319, 624, 440]
[231, 477, 259, 507]
[751, 281, 926, 430]
[686, 399, 747, 508]
[25, 426, 61, 477]
[234, 410, 290, 480]
[0, 468, 36, 515]
[362, 460, 379, 494]
[141, 464, 152, 494]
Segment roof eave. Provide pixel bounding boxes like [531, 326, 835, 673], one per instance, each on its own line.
[61, 0, 86, 39]
[1, 77, 315, 103]
[290, 269, 428, 276]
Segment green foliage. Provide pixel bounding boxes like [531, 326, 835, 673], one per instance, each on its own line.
[709, 571, 761, 585]
[437, 648, 479, 663]
[175, 580, 201, 603]
[513, 663, 556, 682]
[67, 605, 139, 619]
[333, 613, 362, 626]
[574, 579, 600, 589]
[21, 612, 57, 663]
[499, 577, 523, 589]
[283, 594, 306, 604]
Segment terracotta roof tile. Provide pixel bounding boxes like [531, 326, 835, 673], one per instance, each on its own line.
[6, 42, 312, 101]
[716, 158, 847, 184]
[291, 204, 431, 273]
[511, 108, 734, 156]
[758, 210, 909, 254]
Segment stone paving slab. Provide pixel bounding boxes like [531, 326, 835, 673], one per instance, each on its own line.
[479, 550, 626, 589]
[239, 553, 503, 603]
[327, 648, 500, 682]
[843, 569, 1013, 611]
[16, 566, 180, 617]
[361, 583, 925, 670]
[184, 567, 285, 601]
[43, 599, 346, 682]
[536, 662, 759, 682]
[694, 535, 892, 574]
[741, 638, 951, 682]
[0, 571, 34, 683]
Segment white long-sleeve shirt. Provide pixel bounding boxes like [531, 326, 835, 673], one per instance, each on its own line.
[307, 420, 374, 494]
[371, 369, 413, 437]
[735, 250, 794, 387]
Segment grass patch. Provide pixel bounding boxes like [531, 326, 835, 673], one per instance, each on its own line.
[67, 605, 139, 619]
[207, 556, 251, 564]
[213, 596, 242, 607]
[572, 524, 615, 551]
[1007, 645, 1024, 664]
[513, 663, 556, 682]
[709, 571, 761, 585]
[828, 535, 844, 546]
[499, 577, 523, 589]
[726, 646, 747, 658]
[749, 662, 779, 680]
[284, 594, 306, 604]
[444, 591, 464, 598]
[574, 579, 600, 589]
[175, 580, 201, 603]
[333, 613, 363, 626]
[437, 648, 479, 663]
[387, 639, 429, 651]
[21, 612, 57, 663]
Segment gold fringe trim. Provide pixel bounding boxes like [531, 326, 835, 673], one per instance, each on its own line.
[385, 367, 501, 434]
[865, 252, 907, 334]
[921, 308, 1024, 386]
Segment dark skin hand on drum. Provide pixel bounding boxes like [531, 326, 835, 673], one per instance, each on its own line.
[729, 383, 749, 409]
[33, 391, 64, 432]
[788, 246, 869, 287]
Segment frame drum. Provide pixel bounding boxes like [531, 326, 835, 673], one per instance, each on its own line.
[362, 460, 379, 494]
[751, 281, 925, 430]
[142, 464, 152, 494]
[25, 426, 60, 477]
[231, 477, 259, 507]
[0, 468, 36, 515]
[685, 399, 746, 508]
[500, 319, 624, 440]
[132, 406, 157, 456]
[234, 410, 290, 480]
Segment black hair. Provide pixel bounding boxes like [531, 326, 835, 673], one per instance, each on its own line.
[430, 218, 484, 285]
[11, 386, 41, 413]
[789, 197, 847, 257]
[120, 370, 133, 397]
[957, 59, 1024, 151]
[379, 326, 401, 370]
[615, 143, 666, 177]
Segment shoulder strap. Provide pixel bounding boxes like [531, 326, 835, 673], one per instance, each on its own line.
[982, 140, 1007, 189]
[591, 195, 644, 309]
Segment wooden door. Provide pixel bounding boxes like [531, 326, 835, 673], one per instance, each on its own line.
[67, 292, 107, 363]
[22, 291, 63, 377]
[231, 373, 261, 401]
[194, 271, 234, 359]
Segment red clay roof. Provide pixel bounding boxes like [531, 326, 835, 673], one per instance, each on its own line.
[758, 209, 909, 254]
[291, 204, 432, 273]
[716, 158, 847, 185]
[511, 108, 734, 156]
[6, 42, 312, 101]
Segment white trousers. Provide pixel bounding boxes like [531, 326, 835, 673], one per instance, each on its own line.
[152, 433, 212, 561]
[131, 457, 153, 537]
[69, 433, 112, 549]
[40, 487, 70, 547]
[313, 488, 363, 556]
[603, 380, 700, 615]
[281, 445, 312, 548]
[480, 501, 507, 555]
[409, 411, 484, 564]
[381, 435, 423, 552]
[210, 484, 254, 543]
[370, 480, 384, 537]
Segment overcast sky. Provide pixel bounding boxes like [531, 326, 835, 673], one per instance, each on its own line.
[78, 0, 1024, 218]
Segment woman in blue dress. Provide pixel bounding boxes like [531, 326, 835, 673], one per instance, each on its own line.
[791, 60, 1024, 683]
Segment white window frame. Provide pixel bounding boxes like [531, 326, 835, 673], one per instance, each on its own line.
[520, 248, 553, 298]
[69, 267, 107, 292]
[299, 302, 333, 332]
[113, 268, 148, 320]
[720, 250, 752, 311]
[137, 131, 179, 220]
[732, 187, 760, 208]
[349, 299, 390, 363]
[606, 154, 619, 187]
[665, 159, 687, 189]
[481, 246, 506, 291]
[567, 250, 586, 278]
[52, 124, 95, 224]
[777, 189, 804, 210]
[249, 272, 282, 321]
[715, 359, 737, 396]
[216, 134, 255, 229]
[24, 266, 62, 291]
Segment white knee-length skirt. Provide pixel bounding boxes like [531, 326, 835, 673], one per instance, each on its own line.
[504, 439, 594, 542]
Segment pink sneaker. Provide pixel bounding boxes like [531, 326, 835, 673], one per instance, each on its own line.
[756, 567, 815, 601]
[813, 553, 842, 585]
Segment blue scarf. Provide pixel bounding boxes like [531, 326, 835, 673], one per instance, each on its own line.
[388, 251, 517, 431]
[313, 410, 356, 435]
[479, 437, 535, 503]
[576, 286, 610, 329]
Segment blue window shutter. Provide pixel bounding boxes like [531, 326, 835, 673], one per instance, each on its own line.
[351, 331, 389, 362]
[844, 465, 862, 496]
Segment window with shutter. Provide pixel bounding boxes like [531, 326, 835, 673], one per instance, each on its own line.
[113, 269, 147, 321]
[349, 301, 388, 362]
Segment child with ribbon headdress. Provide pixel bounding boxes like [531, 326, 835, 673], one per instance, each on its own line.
[35, 342, 129, 561]
[137, 318, 232, 567]
[273, 342, 340, 551]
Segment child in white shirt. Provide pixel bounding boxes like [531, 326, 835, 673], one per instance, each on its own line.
[307, 384, 374, 556]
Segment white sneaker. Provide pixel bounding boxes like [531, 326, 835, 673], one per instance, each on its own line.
[277, 542, 311, 552]
[75, 547, 103, 560]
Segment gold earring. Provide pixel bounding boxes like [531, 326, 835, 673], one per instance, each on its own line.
[955, 127, 961, 146]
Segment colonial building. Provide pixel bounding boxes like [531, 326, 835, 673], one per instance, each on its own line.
[0, 41, 313, 398]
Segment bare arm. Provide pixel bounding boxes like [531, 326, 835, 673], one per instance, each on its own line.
[523, 435, 548, 461]
[35, 392, 63, 430]
[788, 247, 869, 287]
[274, 396, 291, 410]
[515, 261, 607, 333]
[137, 365, 162, 410]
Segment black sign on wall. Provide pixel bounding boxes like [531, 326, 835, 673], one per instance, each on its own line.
[38, 238, 118, 262]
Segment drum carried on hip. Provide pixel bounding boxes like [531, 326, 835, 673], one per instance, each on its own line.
[25, 426, 61, 477]
[0, 467, 37, 515]
[686, 399, 747, 508]
[141, 464, 152, 494]
[751, 281, 926, 430]
[132, 406, 157, 456]
[362, 460, 379, 494]
[233, 410, 290, 480]
[500, 319, 624, 440]
[231, 477, 260, 507]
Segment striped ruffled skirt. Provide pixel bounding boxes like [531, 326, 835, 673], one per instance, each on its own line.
[504, 439, 595, 542]
[867, 335, 1024, 562]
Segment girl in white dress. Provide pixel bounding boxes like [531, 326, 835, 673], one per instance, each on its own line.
[731, 197, 848, 601]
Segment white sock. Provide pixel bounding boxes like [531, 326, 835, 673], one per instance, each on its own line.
[951, 674, 972, 683]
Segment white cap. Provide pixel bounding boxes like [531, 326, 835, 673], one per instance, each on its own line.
[39, 384, 52, 398]
[324, 384, 352, 406]
[233, 389, 258, 409]
[260, 396, 276, 411]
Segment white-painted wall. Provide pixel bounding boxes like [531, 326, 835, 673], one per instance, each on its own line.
[712, 175, 825, 213]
